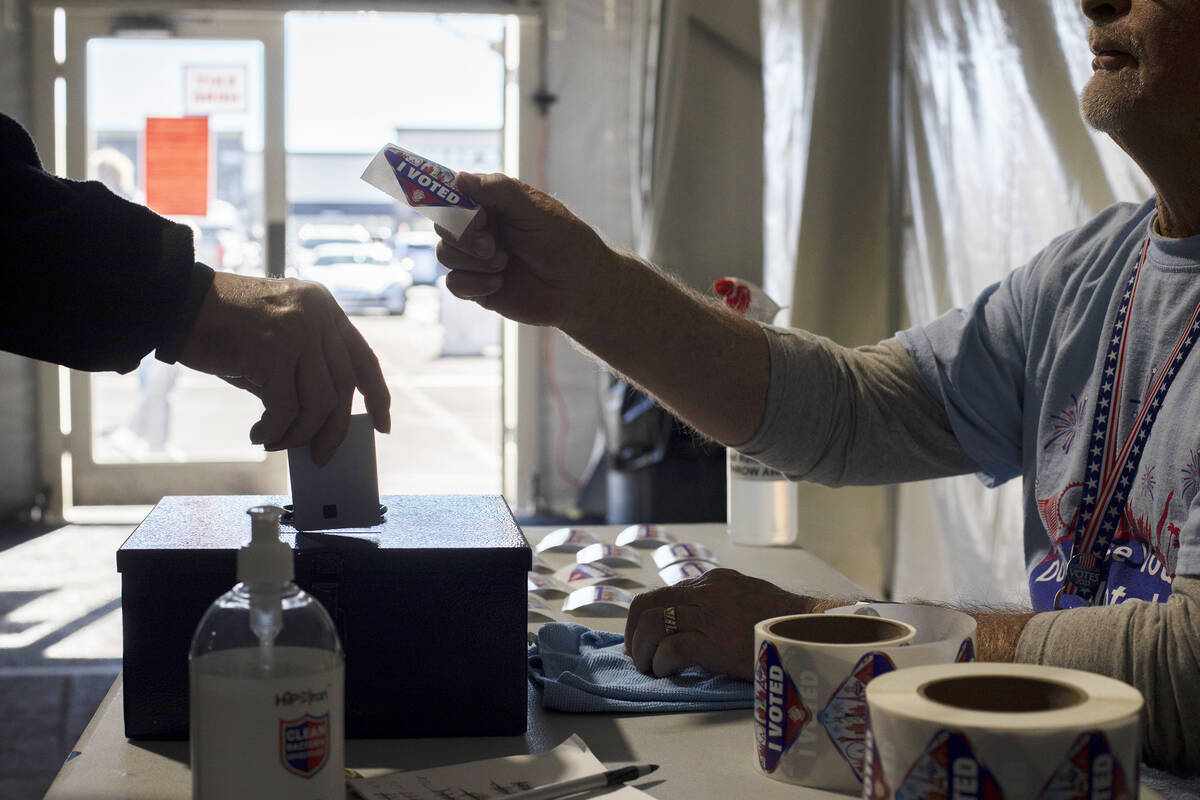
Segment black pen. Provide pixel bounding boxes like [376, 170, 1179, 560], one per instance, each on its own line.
[502, 763, 659, 800]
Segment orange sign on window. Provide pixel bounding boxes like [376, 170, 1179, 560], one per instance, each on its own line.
[144, 116, 208, 217]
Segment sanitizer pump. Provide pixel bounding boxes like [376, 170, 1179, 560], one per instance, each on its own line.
[714, 278, 799, 546]
[189, 505, 345, 800]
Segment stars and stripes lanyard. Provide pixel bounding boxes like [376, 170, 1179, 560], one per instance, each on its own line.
[1057, 235, 1200, 608]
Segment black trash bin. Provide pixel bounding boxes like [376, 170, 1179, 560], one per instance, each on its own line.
[600, 375, 726, 525]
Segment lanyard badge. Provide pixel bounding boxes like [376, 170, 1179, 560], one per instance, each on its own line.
[1057, 236, 1200, 608]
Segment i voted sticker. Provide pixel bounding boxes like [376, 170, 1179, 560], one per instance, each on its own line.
[653, 542, 719, 569]
[575, 543, 642, 567]
[817, 652, 896, 781]
[1038, 731, 1132, 800]
[527, 594, 557, 623]
[360, 144, 480, 238]
[553, 562, 641, 589]
[381, 146, 476, 209]
[561, 585, 635, 614]
[614, 523, 677, 548]
[534, 527, 598, 554]
[897, 729, 1003, 799]
[527, 574, 572, 597]
[658, 560, 715, 586]
[755, 640, 812, 774]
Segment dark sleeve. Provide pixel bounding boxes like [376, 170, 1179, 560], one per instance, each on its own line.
[0, 112, 214, 373]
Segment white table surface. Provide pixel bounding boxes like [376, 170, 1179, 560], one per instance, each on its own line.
[44, 522, 1165, 800]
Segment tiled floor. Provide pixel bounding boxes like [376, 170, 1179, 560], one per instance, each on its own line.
[0, 524, 129, 800]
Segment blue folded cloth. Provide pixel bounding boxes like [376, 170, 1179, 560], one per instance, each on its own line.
[527, 622, 753, 712]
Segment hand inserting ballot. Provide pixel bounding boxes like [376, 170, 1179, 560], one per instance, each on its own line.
[177, 272, 391, 466]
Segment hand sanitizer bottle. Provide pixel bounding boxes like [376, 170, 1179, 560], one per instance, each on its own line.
[713, 278, 799, 546]
[189, 505, 345, 799]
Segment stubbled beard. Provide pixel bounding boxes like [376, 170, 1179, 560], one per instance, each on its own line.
[1079, 71, 1143, 134]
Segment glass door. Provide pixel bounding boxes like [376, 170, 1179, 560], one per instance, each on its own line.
[62, 9, 287, 505]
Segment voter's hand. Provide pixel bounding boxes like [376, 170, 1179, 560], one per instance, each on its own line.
[623, 568, 818, 681]
[177, 272, 391, 466]
[434, 172, 616, 330]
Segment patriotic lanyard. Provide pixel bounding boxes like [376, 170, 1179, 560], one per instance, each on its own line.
[1057, 234, 1200, 608]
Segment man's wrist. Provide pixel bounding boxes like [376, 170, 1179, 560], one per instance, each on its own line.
[801, 597, 856, 614]
[974, 611, 1036, 662]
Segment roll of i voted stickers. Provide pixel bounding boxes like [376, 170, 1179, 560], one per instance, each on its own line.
[562, 585, 635, 615]
[863, 663, 1142, 800]
[360, 144, 479, 239]
[658, 559, 716, 586]
[753, 613, 921, 794]
[553, 562, 642, 589]
[825, 603, 977, 665]
[653, 542, 719, 569]
[575, 543, 641, 568]
[527, 594, 557, 623]
[527, 574, 572, 598]
[534, 527, 598, 554]
[754, 606, 978, 794]
[529, 552, 555, 574]
[614, 523, 677, 548]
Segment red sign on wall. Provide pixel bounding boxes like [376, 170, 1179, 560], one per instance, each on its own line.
[144, 116, 208, 217]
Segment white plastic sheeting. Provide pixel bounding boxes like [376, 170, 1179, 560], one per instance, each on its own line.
[537, 0, 647, 513]
[760, 0, 896, 595]
[897, 0, 1150, 604]
[535, 0, 764, 516]
[760, 0, 829, 327]
[760, 0, 1153, 603]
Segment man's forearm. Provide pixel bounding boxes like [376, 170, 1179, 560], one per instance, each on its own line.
[561, 251, 770, 446]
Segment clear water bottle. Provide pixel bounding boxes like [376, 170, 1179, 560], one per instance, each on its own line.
[726, 453, 799, 545]
[189, 505, 345, 800]
[713, 277, 799, 546]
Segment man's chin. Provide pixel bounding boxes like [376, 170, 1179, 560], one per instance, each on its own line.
[1079, 79, 1138, 134]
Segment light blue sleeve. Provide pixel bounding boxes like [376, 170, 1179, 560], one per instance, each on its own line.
[896, 269, 1031, 488]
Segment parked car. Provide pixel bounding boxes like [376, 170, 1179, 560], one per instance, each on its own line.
[394, 229, 446, 286]
[296, 222, 372, 250]
[297, 242, 412, 315]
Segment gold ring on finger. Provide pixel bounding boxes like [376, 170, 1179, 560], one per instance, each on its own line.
[663, 606, 679, 636]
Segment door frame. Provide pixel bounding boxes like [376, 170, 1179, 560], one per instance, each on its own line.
[30, 2, 545, 518]
[35, 7, 289, 508]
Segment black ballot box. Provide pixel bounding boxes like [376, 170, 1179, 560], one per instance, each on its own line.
[117, 494, 531, 740]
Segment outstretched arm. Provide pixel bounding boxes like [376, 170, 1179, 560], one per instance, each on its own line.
[436, 172, 770, 446]
[0, 112, 390, 464]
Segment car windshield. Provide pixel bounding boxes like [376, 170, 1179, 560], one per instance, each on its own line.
[313, 253, 391, 266]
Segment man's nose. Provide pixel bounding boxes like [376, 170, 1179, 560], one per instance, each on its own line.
[1081, 0, 1132, 23]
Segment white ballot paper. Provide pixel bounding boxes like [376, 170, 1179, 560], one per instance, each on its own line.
[348, 734, 655, 799]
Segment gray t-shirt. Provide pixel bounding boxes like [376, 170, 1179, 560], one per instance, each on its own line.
[734, 199, 1200, 783]
[899, 197, 1198, 611]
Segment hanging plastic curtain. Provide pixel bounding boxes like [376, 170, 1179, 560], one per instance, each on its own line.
[630, 0, 687, 262]
[759, 0, 1152, 602]
[896, 0, 1151, 603]
[759, 0, 830, 326]
[536, 0, 663, 513]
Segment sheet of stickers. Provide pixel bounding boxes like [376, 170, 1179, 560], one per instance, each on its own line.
[526, 524, 722, 621]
